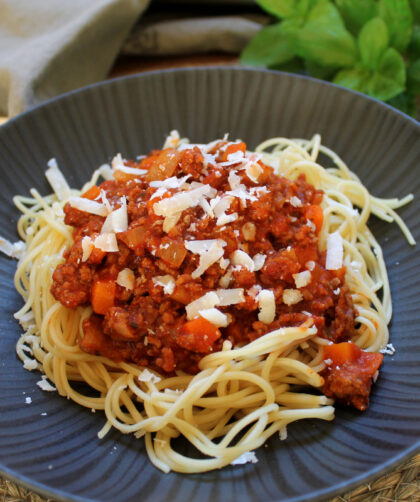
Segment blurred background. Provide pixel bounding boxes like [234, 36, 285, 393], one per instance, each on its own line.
[1, 0, 419, 121]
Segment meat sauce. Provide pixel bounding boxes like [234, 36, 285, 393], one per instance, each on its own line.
[50, 140, 382, 409]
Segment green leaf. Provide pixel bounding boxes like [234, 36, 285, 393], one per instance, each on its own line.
[240, 23, 295, 68]
[407, 58, 420, 94]
[270, 57, 306, 73]
[387, 92, 417, 117]
[379, 0, 413, 52]
[333, 67, 371, 93]
[295, 2, 358, 67]
[410, 0, 420, 23]
[367, 48, 406, 100]
[256, 0, 296, 19]
[335, 0, 378, 35]
[408, 25, 420, 58]
[358, 18, 389, 70]
[305, 60, 337, 79]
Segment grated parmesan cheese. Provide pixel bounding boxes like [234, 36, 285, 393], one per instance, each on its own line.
[0, 237, 26, 259]
[81, 236, 93, 262]
[231, 250, 255, 272]
[23, 358, 38, 371]
[163, 130, 180, 149]
[186, 292, 220, 320]
[150, 175, 191, 189]
[293, 270, 311, 288]
[101, 196, 128, 234]
[37, 376, 56, 392]
[216, 288, 245, 306]
[256, 289, 275, 324]
[117, 268, 135, 290]
[138, 369, 161, 383]
[93, 233, 119, 252]
[283, 289, 303, 306]
[289, 196, 302, 207]
[231, 451, 258, 465]
[68, 196, 108, 216]
[253, 253, 266, 271]
[45, 158, 71, 201]
[152, 275, 175, 295]
[326, 232, 343, 270]
[198, 308, 229, 327]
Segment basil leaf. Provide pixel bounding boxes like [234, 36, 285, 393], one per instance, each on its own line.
[240, 23, 295, 68]
[296, 2, 358, 67]
[271, 58, 306, 74]
[387, 92, 417, 117]
[367, 48, 406, 101]
[333, 67, 371, 93]
[305, 60, 337, 80]
[408, 25, 420, 58]
[335, 0, 378, 35]
[379, 0, 413, 52]
[410, 0, 420, 23]
[256, 0, 296, 19]
[407, 58, 420, 94]
[358, 18, 389, 70]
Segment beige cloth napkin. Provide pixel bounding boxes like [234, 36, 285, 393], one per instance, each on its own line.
[0, 0, 150, 117]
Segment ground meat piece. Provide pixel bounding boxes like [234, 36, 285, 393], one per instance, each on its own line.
[329, 285, 355, 343]
[51, 262, 93, 308]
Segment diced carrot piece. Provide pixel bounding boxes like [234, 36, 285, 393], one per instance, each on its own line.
[118, 225, 148, 249]
[156, 240, 187, 268]
[176, 317, 221, 353]
[91, 279, 116, 315]
[305, 204, 324, 233]
[81, 185, 101, 200]
[323, 342, 360, 366]
[221, 142, 246, 161]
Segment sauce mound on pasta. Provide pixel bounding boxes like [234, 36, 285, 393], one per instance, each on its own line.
[50, 136, 382, 410]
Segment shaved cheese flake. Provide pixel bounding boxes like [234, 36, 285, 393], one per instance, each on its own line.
[186, 292, 220, 320]
[217, 212, 238, 226]
[293, 270, 311, 288]
[45, 158, 71, 201]
[97, 163, 113, 180]
[326, 232, 343, 270]
[114, 164, 147, 176]
[185, 239, 227, 254]
[192, 240, 225, 279]
[37, 376, 56, 392]
[257, 289, 275, 324]
[138, 368, 161, 383]
[198, 308, 228, 327]
[163, 130, 180, 149]
[283, 289, 303, 306]
[81, 236, 93, 262]
[152, 275, 175, 295]
[68, 196, 107, 216]
[199, 197, 214, 217]
[216, 288, 245, 306]
[228, 171, 242, 190]
[306, 260, 315, 271]
[253, 253, 266, 271]
[117, 268, 135, 290]
[231, 250, 254, 272]
[289, 196, 302, 207]
[219, 271, 232, 288]
[101, 197, 128, 234]
[23, 358, 38, 371]
[219, 258, 230, 270]
[153, 185, 215, 220]
[163, 213, 182, 233]
[231, 451, 258, 465]
[245, 162, 263, 183]
[111, 153, 124, 170]
[150, 175, 191, 189]
[93, 233, 119, 252]
[0, 237, 26, 259]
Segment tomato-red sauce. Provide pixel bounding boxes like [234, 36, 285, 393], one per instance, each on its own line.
[50, 140, 381, 408]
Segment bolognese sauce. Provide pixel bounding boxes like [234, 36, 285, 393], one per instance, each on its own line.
[51, 137, 382, 409]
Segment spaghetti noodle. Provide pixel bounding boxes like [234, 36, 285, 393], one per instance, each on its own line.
[8, 133, 414, 473]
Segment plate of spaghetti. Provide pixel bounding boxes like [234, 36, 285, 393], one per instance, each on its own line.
[0, 68, 419, 502]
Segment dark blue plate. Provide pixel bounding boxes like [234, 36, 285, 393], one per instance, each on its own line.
[0, 67, 419, 502]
